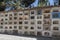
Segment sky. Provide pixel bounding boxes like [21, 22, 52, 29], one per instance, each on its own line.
[33, 0, 54, 7]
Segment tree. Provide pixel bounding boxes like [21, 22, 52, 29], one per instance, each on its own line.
[20, 0, 35, 7]
[0, 0, 5, 11]
[0, 0, 35, 11]
[38, 0, 48, 7]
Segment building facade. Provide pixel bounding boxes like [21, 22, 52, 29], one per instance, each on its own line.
[0, 6, 60, 37]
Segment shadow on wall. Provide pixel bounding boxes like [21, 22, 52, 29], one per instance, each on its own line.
[37, 37, 60, 40]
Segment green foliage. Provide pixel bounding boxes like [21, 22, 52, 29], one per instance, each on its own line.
[0, 0, 35, 11]
[0, 0, 5, 11]
[38, 0, 48, 7]
[20, 0, 35, 7]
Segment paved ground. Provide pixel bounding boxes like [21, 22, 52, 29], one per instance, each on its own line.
[0, 34, 36, 40]
[0, 34, 60, 40]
